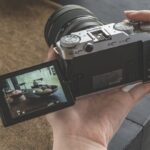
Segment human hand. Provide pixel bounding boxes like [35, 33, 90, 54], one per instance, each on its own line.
[124, 10, 150, 22]
[45, 49, 150, 150]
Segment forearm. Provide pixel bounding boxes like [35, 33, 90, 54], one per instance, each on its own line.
[53, 134, 107, 150]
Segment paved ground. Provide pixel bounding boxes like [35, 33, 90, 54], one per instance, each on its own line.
[0, 0, 55, 149]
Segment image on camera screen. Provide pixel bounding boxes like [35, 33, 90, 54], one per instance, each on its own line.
[2, 65, 68, 119]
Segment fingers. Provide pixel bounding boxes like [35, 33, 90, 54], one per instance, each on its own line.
[124, 10, 150, 22]
[45, 46, 58, 62]
[129, 83, 150, 101]
[47, 48, 56, 60]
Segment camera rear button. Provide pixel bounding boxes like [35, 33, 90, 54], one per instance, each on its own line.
[84, 43, 94, 53]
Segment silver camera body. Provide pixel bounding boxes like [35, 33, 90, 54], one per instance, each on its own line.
[55, 21, 150, 96]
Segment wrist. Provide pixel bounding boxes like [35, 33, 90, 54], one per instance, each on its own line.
[53, 133, 107, 150]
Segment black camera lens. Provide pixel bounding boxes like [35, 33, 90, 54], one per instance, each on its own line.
[44, 5, 103, 47]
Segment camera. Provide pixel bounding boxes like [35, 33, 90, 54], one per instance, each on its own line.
[45, 5, 150, 97]
[0, 5, 150, 126]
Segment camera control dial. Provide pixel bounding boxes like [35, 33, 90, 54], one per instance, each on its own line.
[114, 22, 134, 34]
[128, 20, 150, 32]
[140, 24, 150, 32]
[60, 35, 81, 48]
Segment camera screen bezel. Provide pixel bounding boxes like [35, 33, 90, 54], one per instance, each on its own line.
[0, 60, 75, 126]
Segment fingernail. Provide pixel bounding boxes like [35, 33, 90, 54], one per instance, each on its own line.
[124, 10, 137, 14]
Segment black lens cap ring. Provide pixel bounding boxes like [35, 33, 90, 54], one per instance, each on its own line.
[44, 5, 102, 47]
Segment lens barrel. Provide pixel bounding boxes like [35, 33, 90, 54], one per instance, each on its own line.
[44, 5, 103, 47]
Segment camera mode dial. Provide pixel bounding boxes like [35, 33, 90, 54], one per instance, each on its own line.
[114, 22, 134, 34]
[60, 35, 81, 48]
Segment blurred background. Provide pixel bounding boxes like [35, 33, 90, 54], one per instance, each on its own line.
[0, 0, 57, 149]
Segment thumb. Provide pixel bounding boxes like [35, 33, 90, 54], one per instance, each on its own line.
[129, 83, 150, 101]
[124, 10, 150, 22]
